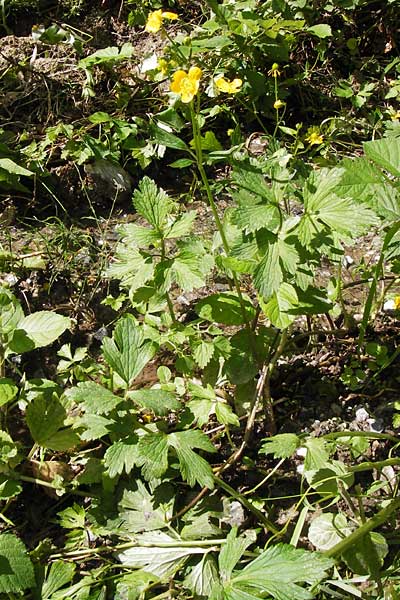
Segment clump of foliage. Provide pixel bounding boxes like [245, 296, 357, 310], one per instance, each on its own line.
[0, 0, 400, 598]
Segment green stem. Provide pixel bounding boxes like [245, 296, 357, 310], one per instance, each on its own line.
[161, 237, 177, 323]
[189, 101, 253, 332]
[324, 496, 400, 558]
[348, 457, 400, 474]
[324, 430, 400, 444]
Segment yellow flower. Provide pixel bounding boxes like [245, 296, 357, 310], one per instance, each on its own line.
[273, 99, 285, 110]
[215, 76, 242, 94]
[305, 128, 324, 145]
[268, 63, 281, 78]
[391, 110, 400, 121]
[395, 296, 400, 310]
[170, 67, 202, 103]
[145, 9, 178, 33]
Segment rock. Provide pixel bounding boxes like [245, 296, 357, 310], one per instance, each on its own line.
[84, 159, 132, 204]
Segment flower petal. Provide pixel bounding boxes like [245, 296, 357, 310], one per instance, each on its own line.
[145, 9, 163, 33]
[170, 70, 187, 93]
[161, 11, 178, 19]
[188, 66, 202, 82]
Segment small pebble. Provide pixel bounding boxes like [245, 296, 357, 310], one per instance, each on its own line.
[355, 407, 369, 422]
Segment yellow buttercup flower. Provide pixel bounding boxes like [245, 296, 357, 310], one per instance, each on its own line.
[145, 9, 178, 33]
[273, 99, 285, 110]
[170, 67, 202, 103]
[215, 76, 242, 94]
[305, 127, 324, 146]
[268, 63, 281, 78]
[394, 296, 400, 310]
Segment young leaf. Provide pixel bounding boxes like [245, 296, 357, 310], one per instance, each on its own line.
[0, 533, 35, 594]
[193, 340, 215, 369]
[102, 316, 156, 386]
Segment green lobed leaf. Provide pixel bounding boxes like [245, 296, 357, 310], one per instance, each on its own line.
[119, 480, 173, 533]
[0, 288, 24, 335]
[117, 531, 208, 580]
[67, 381, 123, 415]
[196, 292, 256, 326]
[307, 24, 332, 38]
[9, 311, 71, 353]
[26, 395, 66, 446]
[128, 389, 181, 416]
[342, 532, 388, 576]
[0, 475, 22, 500]
[0, 378, 18, 408]
[0, 534, 35, 594]
[184, 554, 220, 597]
[260, 282, 298, 329]
[227, 543, 333, 600]
[0, 158, 33, 176]
[364, 136, 400, 178]
[132, 177, 174, 231]
[253, 238, 283, 299]
[41, 561, 76, 599]
[101, 316, 157, 386]
[260, 433, 300, 459]
[0, 430, 19, 472]
[308, 513, 352, 551]
[165, 210, 197, 239]
[104, 435, 139, 479]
